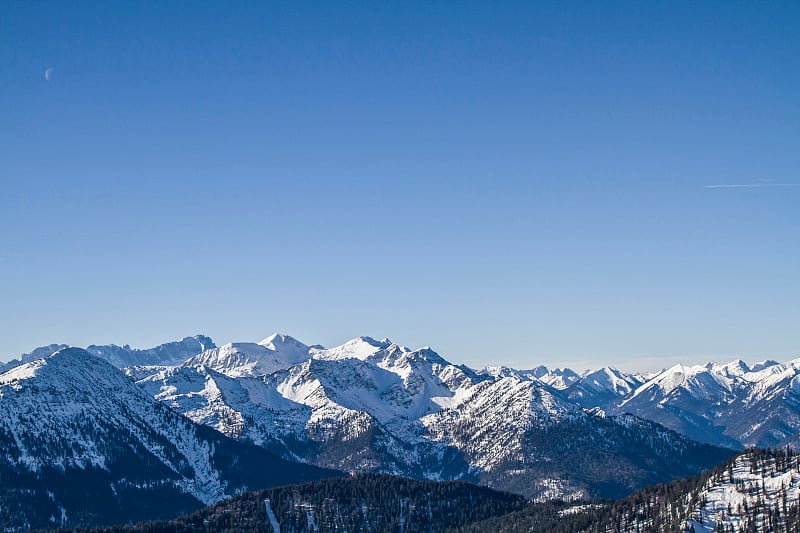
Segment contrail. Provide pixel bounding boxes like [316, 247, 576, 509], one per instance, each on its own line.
[705, 183, 800, 188]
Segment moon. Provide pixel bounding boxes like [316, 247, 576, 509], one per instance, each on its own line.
[44, 67, 54, 81]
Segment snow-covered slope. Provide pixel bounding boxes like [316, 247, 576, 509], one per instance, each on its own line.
[469, 448, 800, 532]
[528, 365, 582, 389]
[554, 448, 800, 532]
[0, 348, 337, 529]
[685, 449, 800, 532]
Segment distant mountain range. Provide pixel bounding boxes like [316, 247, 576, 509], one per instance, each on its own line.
[536, 358, 800, 450]
[3, 332, 796, 528]
[0, 335, 215, 373]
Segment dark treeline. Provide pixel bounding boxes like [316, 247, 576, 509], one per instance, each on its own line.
[59, 474, 525, 533]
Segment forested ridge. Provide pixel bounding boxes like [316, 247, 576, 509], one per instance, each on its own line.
[59, 474, 525, 532]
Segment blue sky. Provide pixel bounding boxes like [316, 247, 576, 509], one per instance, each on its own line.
[1, 1, 798, 371]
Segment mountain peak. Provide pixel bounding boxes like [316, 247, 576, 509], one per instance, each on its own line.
[187, 343, 278, 377]
[259, 332, 300, 346]
[751, 359, 781, 372]
[258, 332, 309, 354]
[714, 358, 751, 376]
[312, 336, 393, 361]
[186, 334, 215, 351]
[186, 338, 313, 378]
[0, 347, 129, 395]
[358, 335, 392, 347]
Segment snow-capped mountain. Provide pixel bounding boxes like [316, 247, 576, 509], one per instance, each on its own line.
[0, 347, 337, 529]
[479, 364, 581, 389]
[484, 358, 800, 451]
[133, 334, 732, 500]
[183, 338, 309, 379]
[608, 359, 800, 449]
[563, 366, 644, 410]
[136, 338, 483, 481]
[526, 365, 582, 389]
[1, 336, 214, 373]
[86, 334, 215, 367]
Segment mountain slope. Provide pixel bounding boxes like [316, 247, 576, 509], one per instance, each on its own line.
[461, 448, 800, 532]
[0, 348, 339, 529]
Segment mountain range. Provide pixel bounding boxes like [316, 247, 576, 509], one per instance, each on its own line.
[125, 334, 731, 499]
[539, 359, 800, 450]
[3, 332, 797, 528]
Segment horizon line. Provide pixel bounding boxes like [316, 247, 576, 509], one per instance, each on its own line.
[705, 183, 800, 188]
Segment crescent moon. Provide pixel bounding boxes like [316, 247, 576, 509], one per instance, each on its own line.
[45, 67, 54, 81]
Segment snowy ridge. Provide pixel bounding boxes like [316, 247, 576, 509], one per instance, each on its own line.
[479, 365, 581, 390]
[564, 366, 644, 410]
[12, 333, 797, 453]
[86, 335, 215, 367]
[2, 335, 214, 371]
[185, 340, 308, 378]
[610, 359, 800, 449]
[310, 336, 394, 361]
[422, 375, 584, 470]
[259, 333, 313, 361]
[483, 357, 800, 450]
[685, 450, 800, 532]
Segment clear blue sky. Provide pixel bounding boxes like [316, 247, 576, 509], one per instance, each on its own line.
[2, 1, 798, 371]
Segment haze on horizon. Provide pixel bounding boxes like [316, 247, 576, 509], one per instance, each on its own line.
[1, 2, 798, 371]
